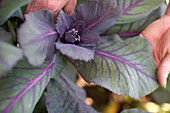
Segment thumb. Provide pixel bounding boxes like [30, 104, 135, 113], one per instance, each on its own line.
[157, 53, 170, 88]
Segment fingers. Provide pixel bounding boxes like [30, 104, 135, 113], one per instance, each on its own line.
[63, 0, 77, 15]
[53, 0, 77, 16]
[25, 1, 38, 14]
[51, 0, 68, 16]
[141, 16, 170, 43]
[26, 0, 77, 16]
[140, 16, 170, 68]
[157, 53, 170, 88]
[25, 0, 49, 14]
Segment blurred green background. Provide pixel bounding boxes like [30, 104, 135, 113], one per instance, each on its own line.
[76, 73, 170, 113]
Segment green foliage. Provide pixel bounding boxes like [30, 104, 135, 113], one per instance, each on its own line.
[0, 0, 32, 25]
[68, 35, 158, 98]
[0, 54, 66, 113]
[115, 0, 164, 24]
[46, 64, 97, 113]
[0, 0, 166, 113]
[0, 28, 22, 76]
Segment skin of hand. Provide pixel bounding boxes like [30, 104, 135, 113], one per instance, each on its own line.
[25, 0, 77, 15]
[141, 3, 170, 88]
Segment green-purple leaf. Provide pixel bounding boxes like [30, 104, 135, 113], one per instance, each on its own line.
[73, 0, 122, 33]
[0, 41, 23, 76]
[18, 10, 58, 66]
[56, 40, 95, 62]
[115, 0, 164, 24]
[121, 108, 149, 113]
[0, 53, 66, 113]
[0, 27, 13, 44]
[68, 35, 158, 99]
[0, 28, 22, 76]
[101, 5, 166, 38]
[46, 68, 97, 113]
[0, 0, 32, 25]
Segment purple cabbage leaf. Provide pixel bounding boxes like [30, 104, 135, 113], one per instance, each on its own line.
[56, 12, 99, 61]
[55, 0, 122, 61]
[115, 0, 164, 24]
[121, 108, 149, 113]
[46, 63, 97, 113]
[73, 0, 122, 33]
[0, 0, 32, 25]
[18, 10, 58, 66]
[101, 4, 166, 38]
[0, 27, 23, 76]
[67, 35, 158, 99]
[0, 53, 66, 113]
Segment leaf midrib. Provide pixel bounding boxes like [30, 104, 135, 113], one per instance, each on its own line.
[95, 50, 156, 81]
[123, 0, 143, 14]
[85, 8, 111, 30]
[3, 55, 56, 113]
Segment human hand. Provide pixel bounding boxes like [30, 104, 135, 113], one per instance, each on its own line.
[25, 0, 77, 16]
[141, 3, 170, 88]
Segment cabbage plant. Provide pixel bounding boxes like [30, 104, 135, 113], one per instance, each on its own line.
[0, 0, 166, 112]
